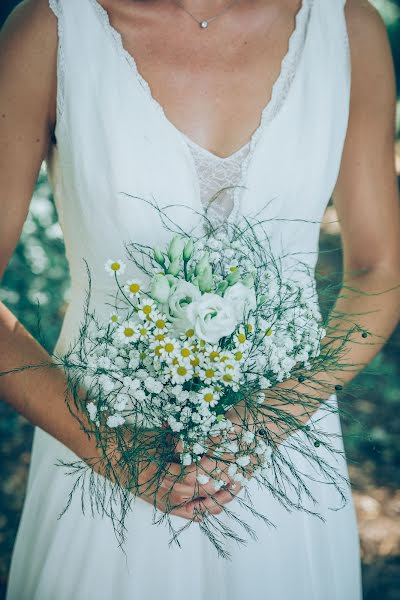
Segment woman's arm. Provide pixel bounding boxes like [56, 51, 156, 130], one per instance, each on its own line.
[0, 0, 95, 455]
[247, 0, 400, 437]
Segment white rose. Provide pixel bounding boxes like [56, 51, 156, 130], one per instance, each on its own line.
[223, 282, 257, 321]
[164, 280, 201, 333]
[186, 293, 237, 344]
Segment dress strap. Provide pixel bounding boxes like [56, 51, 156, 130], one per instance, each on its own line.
[48, 0, 66, 128]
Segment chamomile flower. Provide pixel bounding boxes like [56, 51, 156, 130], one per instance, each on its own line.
[199, 364, 218, 385]
[137, 297, 157, 321]
[198, 387, 220, 408]
[153, 315, 169, 334]
[168, 361, 193, 385]
[235, 328, 249, 347]
[204, 346, 222, 364]
[124, 278, 144, 299]
[137, 321, 152, 341]
[117, 321, 140, 344]
[159, 337, 179, 362]
[109, 312, 120, 326]
[105, 259, 126, 277]
[176, 341, 193, 362]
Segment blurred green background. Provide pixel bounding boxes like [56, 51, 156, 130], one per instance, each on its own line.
[0, 1, 400, 599]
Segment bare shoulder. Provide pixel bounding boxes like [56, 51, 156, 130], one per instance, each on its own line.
[344, 0, 396, 115]
[0, 0, 58, 129]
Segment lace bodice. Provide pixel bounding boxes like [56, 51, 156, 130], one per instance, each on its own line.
[180, 132, 251, 224]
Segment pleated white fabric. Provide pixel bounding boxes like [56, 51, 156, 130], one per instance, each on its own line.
[6, 0, 363, 598]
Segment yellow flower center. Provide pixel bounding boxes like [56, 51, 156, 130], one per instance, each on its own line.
[177, 366, 188, 376]
[165, 343, 175, 353]
[143, 305, 152, 315]
[156, 319, 166, 329]
[265, 327, 273, 337]
[223, 373, 233, 382]
[129, 283, 141, 294]
[139, 327, 148, 336]
[155, 333, 165, 342]
[237, 333, 246, 344]
[111, 262, 121, 271]
[191, 357, 200, 368]
[234, 351, 243, 361]
[225, 364, 235, 371]
[154, 345, 162, 357]
[220, 355, 229, 363]
[209, 351, 220, 362]
[204, 393, 214, 403]
[111, 314, 118, 323]
[124, 327, 135, 337]
[181, 348, 191, 358]
[229, 266, 238, 272]
[205, 368, 215, 379]
[247, 323, 253, 333]
[185, 329, 195, 338]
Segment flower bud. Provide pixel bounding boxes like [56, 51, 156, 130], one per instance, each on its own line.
[183, 238, 194, 262]
[216, 280, 229, 296]
[194, 253, 210, 276]
[226, 270, 241, 286]
[153, 247, 165, 267]
[149, 274, 171, 304]
[196, 266, 213, 293]
[166, 258, 181, 277]
[241, 273, 255, 288]
[168, 236, 185, 262]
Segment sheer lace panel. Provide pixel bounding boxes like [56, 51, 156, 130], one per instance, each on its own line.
[182, 134, 252, 224]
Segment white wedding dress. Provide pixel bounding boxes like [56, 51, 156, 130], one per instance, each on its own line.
[6, 0, 363, 598]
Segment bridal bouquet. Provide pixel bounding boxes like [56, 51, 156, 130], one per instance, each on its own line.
[58, 211, 355, 557]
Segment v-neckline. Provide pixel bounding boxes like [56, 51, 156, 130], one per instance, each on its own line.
[89, 0, 310, 161]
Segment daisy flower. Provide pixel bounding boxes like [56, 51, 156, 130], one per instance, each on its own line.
[159, 337, 180, 362]
[124, 278, 144, 299]
[137, 321, 151, 341]
[137, 297, 156, 321]
[153, 315, 169, 335]
[177, 341, 193, 362]
[109, 312, 120, 326]
[198, 387, 220, 408]
[168, 361, 193, 385]
[105, 259, 126, 277]
[199, 364, 218, 385]
[117, 321, 140, 344]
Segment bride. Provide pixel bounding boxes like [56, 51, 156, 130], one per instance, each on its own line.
[1, 0, 399, 598]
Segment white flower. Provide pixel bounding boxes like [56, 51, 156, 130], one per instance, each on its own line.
[168, 361, 194, 385]
[242, 431, 255, 444]
[105, 259, 126, 277]
[159, 337, 179, 362]
[137, 298, 157, 321]
[181, 453, 193, 466]
[107, 414, 125, 428]
[98, 374, 115, 393]
[224, 282, 256, 321]
[213, 479, 226, 492]
[227, 463, 238, 477]
[150, 274, 171, 304]
[168, 416, 184, 432]
[86, 402, 97, 421]
[109, 312, 120, 325]
[196, 473, 210, 485]
[165, 281, 201, 333]
[233, 472, 245, 483]
[124, 277, 144, 299]
[193, 442, 207, 455]
[198, 387, 220, 408]
[186, 293, 237, 344]
[117, 321, 140, 344]
[236, 455, 251, 468]
[97, 356, 111, 370]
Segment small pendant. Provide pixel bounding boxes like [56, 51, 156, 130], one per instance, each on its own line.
[199, 20, 209, 29]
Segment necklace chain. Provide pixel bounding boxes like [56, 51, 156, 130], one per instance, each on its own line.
[174, 0, 240, 29]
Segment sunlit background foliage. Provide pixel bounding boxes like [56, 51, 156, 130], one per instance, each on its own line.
[0, 1, 399, 599]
